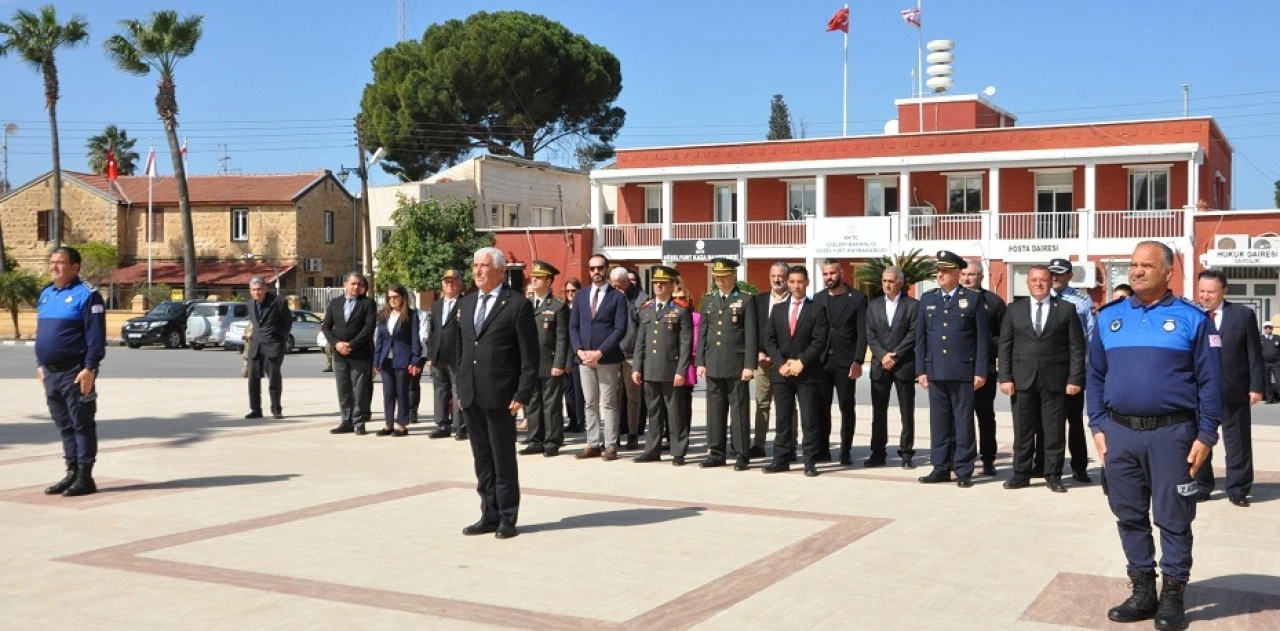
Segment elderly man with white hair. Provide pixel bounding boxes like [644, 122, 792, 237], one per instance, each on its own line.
[244, 275, 293, 420]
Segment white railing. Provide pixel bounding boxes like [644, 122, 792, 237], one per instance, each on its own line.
[671, 221, 737, 240]
[746, 220, 806, 246]
[998, 211, 1080, 240]
[906, 213, 983, 241]
[601, 223, 661, 248]
[1093, 209, 1183, 239]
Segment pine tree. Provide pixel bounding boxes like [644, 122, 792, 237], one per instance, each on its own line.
[767, 94, 793, 141]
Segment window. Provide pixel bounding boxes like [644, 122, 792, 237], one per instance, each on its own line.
[947, 175, 982, 213]
[863, 178, 898, 217]
[149, 209, 165, 242]
[489, 202, 517, 227]
[603, 211, 616, 225]
[37, 209, 58, 242]
[532, 205, 556, 226]
[376, 227, 395, 248]
[787, 181, 816, 219]
[323, 211, 334, 244]
[231, 208, 249, 241]
[644, 186, 663, 224]
[1128, 168, 1169, 211]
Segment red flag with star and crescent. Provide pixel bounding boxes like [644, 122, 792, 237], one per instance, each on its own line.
[826, 6, 849, 33]
[106, 147, 119, 182]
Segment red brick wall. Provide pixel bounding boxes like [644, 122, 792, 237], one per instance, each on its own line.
[747, 179, 787, 221]
[828, 174, 861, 216]
[672, 181, 713, 223]
[495, 228, 595, 292]
[999, 168, 1035, 212]
[896, 100, 1011, 133]
[618, 184, 644, 224]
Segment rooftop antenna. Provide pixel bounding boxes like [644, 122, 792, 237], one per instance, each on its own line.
[1181, 83, 1191, 117]
[398, 0, 406, 41]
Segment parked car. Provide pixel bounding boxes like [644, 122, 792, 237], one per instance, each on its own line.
[186, 302, 250, 350]
[121, 299, 204, 349]
[224, 310, 324, 354]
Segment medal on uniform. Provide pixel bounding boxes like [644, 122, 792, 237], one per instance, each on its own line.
[958, 298, 968, 309]
[1162, 319, 1177, 332]
[543, 322, 549, 329]
[1110, 318, 1122, 332]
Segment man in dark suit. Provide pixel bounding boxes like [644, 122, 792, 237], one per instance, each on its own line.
[1048, 257, 1096, 483]
[631, 266, 694, 465]
[569, 253, 629, 460]
[1262, 323, 1279, 404]
[998, 265, 1085, 492]
[697, 258, 758, 471]
[1193, 270, 1264, 507]
[865, 266, 919, 469]
[960, 258, 1006, 476]
[425, 270, 468, 439]
[244, 276, 293, 420]
[751, 262, 791, 458]
[762, 265, 829, 477]
[812, 259, 868, 465]
[916, 251, 989, 488]
[520, 261, 570, 457]
[321, 272, 378, 435]
[456, 247, 539, 540]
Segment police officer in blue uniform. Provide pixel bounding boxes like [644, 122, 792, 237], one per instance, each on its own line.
[1049, 258, 1097, 483]
[35, 247, 107, 497]
[1088, 241, 1222, 630]
[915, 251, 989, 488]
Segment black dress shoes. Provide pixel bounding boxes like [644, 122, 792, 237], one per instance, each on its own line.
[672, 456, 686, 467]
[700, 457, 726, 468]
[981, 461, 997, 476]
[747, 445, 767, 458]
[428, 427, 451, 439]
[804, 463, 820, 478]
[956, 476, 973, 488]
[624, 436, 640, 450]
[354, 425, 367, 435]
[1194, 493, 1211, 503]
[519, 444, 543, 455]
[733, 456, 750, 471]
[838, 450, 854, 466]
[462, 521, 498, 536]
[455, 430, 469, 441]
[1073, 471, 1093, 484]
[376, 427, 394, 437]
[495, 523, 518, 539]
[1003, 476, 1030, 489]
[272, 413, 284, 420]
[329, 424, 354, 434]
[901, 458, 916, 470]
[918, 470, 952, 484]
[1046, 476, 1068, 493]
[633, 453, 660, 463]
[392, 428, 408, 437]
[1229, 495, 1250, 507]
[863, 456, 886, 468]
[245, 411, 263, 419]
[762, 461, 791, 474]
[543, 445, 560, 457]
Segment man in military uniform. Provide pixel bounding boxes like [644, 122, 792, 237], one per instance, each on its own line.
[916, 251, 989, 488]
[960, 258, 1006, 476]
[520, 261, 570, 457]
[1089, 241, 1221, 629]
[1049, 258, 1096, 483]
[697, 258, 758, 470]
[631, 266, 694, 465]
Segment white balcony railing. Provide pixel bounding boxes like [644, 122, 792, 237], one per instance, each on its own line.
[746, 220, 807, 246]
[998, 211, 1080, 240]
[1093, 209, 1183, 239]
[906, 212, 984, 241]
[601, 223, 661, 248]
[670, 221, 737, 240]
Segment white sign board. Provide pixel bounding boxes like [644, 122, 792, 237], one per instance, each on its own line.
[1203, 249, 1280, 267]
[812, 217, 892, 258]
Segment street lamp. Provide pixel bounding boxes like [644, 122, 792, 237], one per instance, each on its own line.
[241, 253, 279, 292]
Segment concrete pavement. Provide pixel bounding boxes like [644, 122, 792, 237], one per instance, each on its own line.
[1, 376, 1277, 629]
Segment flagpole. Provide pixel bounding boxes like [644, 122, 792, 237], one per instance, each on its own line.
[916, 0, 924, 133]
[842, 3, 849, 137]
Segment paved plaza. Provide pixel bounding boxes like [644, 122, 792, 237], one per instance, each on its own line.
[1, 374, 1277, 629]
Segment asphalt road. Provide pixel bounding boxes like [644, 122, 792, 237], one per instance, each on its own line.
[0, 343, 333, 380]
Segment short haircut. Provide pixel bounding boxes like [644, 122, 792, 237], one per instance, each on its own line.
[1197, 269, 1228, 288]
[609, 267, 629, 281]
[965, 258, 985, 275]
[474, 246, 506, 270]
[1137, 240, 1175, 268]
[344, 271, 366, 285]
[1113, 283, 1134, 296]
[882, 266, 903, 281]
[787, 265, 809, 280]
[51, 246, 81, 265]
[248, 276, 267, 288]
[1028, 264, 1050, 275]
[588, 253, 608, 266]
[820, 258, 842, 268]
[770, 261, 790, 273]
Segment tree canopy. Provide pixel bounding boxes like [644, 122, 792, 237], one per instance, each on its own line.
[86, 125, 140, 175]
[767, 94, 793, 140]
[361, 11, 625, 181]
[374, 196, 494, 293]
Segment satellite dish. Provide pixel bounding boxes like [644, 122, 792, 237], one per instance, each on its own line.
[883, 119, 899, 135]
[983, 86, 997, 97]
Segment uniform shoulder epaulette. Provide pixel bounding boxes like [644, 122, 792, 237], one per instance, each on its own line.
[81, 280, 98, 291]
[1097, 295, 1128, 312]
[924, 287, 940, 295]
[640, 299, 654, 309]
[1178, 296, 1208, 313]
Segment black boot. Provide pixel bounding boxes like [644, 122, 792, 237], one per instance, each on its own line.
[62, 463, 97, 497]
[1153, 577, 1187, 630]
[44, 460, 77, 495]
[1107, 569, 1158, 623]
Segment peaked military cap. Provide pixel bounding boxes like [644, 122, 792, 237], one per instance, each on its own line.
[935, 250, 967, 270]
[1047, 258, 1073, 275]
[530, 260, 559, 278]
[441, 269, 462, 281]
[709, 258, 740, 276]
[651, 265, 680, 282]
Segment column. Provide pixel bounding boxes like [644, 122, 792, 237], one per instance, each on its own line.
[736, 177, 748, 247]
[898, 171, 912, 242]
[987, 168, 1000, 244]
[590, 179, 604, 248]
[1082, 163, 1097, 241]
[661, 180, 674, 240]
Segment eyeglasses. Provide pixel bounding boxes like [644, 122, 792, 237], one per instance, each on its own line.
[388, 294, 402, 300]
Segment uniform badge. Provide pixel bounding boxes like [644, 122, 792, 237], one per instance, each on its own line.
[927, 305, 936, 311]
[957, 299, 969, 309]
[65, 296, 74, 304]
[1162, 319, 1177, 332]
[1110, 318, 1122, 332]
[1208, 334, 1222, 347]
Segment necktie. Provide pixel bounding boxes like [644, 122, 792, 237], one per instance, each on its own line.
[943, 293, 952, 309]
[656, 302, 664, 312]
[256, 301, 263, 321]
[1034, 301, 1044, 336]
[534, 298, 541, 311]
[344, 298, 355, 320]
[591, 288, 600, 317]
[475, 294, 490, 330]
[789, 299, 801, 335]
[1208, 310, 1217, 327]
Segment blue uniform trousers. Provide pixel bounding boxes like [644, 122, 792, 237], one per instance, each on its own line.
[928, 379, 976, 477]
[1104, 417, 1198, 581]
[44, 367, 98, 464]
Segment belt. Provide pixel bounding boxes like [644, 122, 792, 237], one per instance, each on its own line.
[42, 361, 83, 373]
[1109, 410, 1196, 431]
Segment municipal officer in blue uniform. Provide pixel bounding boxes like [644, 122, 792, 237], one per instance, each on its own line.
[1088, 241, 1222, 630]
[35, 247, 107, 497]
[915, 251, 989, 488]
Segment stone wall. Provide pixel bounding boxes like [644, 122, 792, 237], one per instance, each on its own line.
[1, 176, 119, 271]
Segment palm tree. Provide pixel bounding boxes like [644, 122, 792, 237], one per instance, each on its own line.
[0, 5, 91, 250]
[854, 249, 939, 297]
[86, 125, 140, 176]
[104, 10, 203, 299]
[0, 268, 43, 338]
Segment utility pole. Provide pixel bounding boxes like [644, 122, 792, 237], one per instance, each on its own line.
[356, 115, 374, 289]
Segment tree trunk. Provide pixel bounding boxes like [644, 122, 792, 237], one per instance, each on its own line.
[164, 126, 197, 299]
[8, 304, 19, 339]
[48, 102, 63, 250]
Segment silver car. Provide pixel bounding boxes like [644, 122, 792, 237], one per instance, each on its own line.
[186, 302, 249, 350]
[224, 310, 323, 354]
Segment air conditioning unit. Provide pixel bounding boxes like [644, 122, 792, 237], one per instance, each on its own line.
[1213, 234, 1250, 250]
[305, 257, 322, 273]
[1251, 236, 1277, 250]
[1068, 263, 1098, 288]
[908, 205, 935, 228]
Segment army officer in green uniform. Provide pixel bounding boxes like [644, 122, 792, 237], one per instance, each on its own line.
[520, 260, 571, 457]
[697, 258, 758, 471]
[632, 265, 694, 465]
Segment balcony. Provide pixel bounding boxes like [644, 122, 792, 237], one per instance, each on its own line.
[746, 220, 807, 246]
[670, 221, 737, 240]
[906, 212, 983, 241]
[999, 211, 1080, 240]
[602, 223, 661, 248]
[1093, 209, 1183, 239]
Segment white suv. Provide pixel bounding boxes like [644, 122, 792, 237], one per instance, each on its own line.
[186, 302, 249, 349]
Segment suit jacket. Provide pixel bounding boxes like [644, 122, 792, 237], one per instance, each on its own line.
[532, 294, 570, 377]
[765, 298, 829, 383]
[997, 296, 1085, 391]
[1215, 301, 1265, 404]
[455, 285, 539, 411]
[619, 286, 648, 360]
[812, 285, 868, 371]
[247, 292, 293, 359]
[914, 286, 990, 381]
[632, 299, 693, 382]
[753, 291, 787, 350]
[975, 288, 1007, 376]
[1262, 332, 1280, 363]
[866, 292, 919, 381]
[321, 294, 377, 361]
[569, 283, 629, 365]
[424, 296, 462, 367]
[374, 310, 422, 370]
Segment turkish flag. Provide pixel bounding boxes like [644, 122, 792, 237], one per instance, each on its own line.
[106, 148, 119, 182]
[826, 6, 849, 33]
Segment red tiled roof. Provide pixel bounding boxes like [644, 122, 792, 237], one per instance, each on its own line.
[66, 170, 344, 206]
[113, 262, 295, 287]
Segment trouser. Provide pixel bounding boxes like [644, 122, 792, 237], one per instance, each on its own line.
[1103, 418, 1198, 582]
[248, 353, 284, 415]
[1064, 390, 1089, 474]
[45, 366, 98, 465]
[323, 345, 333, 370]
[1194, 401, 1254, 498]
[771, 379, 821, 464]
[580, 363, 620, 449]
[465, 404, 520, 527]
[753, 364, 776, 448]
[1010, 382, 1065, 477]
[705, 376, 751, 459]
[525, 375, 565, 448]
[1265, 361, 1280, 401]
[974, 371, 998, 464]
[408, 366, 423, 421]
[565, 365, 585, 429]
[379, 360, 411, 427]
[431, 364, 466, 431]
[927, 379, 976, 478]
[621, 358, 641, 439]
[817, 365, 857, 453]
[333, 355, 372, 427]
[869, 373, 916, 459]
[641, 381, 686, 459]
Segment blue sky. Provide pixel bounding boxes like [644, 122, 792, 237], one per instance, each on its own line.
[2, 0, 1278, 207]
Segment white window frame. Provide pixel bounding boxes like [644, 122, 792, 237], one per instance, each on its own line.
[231, 208, 249, 242]
[531, 205, 556, 227]
[785, 179, 817, 219]
[945, 173, 983, 214]
[643, 186, 663, 224]
[860, 176, 898, 217]
[323, 210, 334, 244]
[376, 227, 395, 249]
[1125, 165, 1171, 216]
[489, 202, 518, 228]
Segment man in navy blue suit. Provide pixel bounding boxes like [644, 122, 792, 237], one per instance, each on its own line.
[569, 253, 629, 461]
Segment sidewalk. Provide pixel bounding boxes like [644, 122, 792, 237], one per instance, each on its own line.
[1, 377, 1276, 629]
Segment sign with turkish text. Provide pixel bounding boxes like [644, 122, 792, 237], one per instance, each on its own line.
[662, 239, 741, 261]
[812, 217, 892, 257]
[1203, 248, 1280, 267]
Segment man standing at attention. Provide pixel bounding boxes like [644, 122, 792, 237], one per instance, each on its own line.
[1049, 258, 1096, 483]
[321, 272, 378, 435]
[425, 269, 468, 440]
[570, 254, 629, 461]
[959, 258, 1006, 476]
[1261, 323, 1279, 404]
[455, 247, 539, 540]
[1089, 241, 1221, 629]
[244, 276, 293, 420]
[521, 261, 570, 457]
[697, 258, 758, 471]
[865, 266, 919, 469]
[751, 262, 790, 459]
[812, 259, 868, 465]
[612, 266, 648, 451]
[630, 266, 694, 465]
[35, 247, 106, 497]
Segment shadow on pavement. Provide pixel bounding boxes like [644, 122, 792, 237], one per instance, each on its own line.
[0, 412, 314, 453]
[1186, 574, 1280, 623]
[100, 474, 300, 493]
[520, 506, 705, 534]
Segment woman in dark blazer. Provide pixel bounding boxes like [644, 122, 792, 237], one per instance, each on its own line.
[373, 284, 422, 436]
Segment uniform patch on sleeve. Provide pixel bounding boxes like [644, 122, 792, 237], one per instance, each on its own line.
[91, 304, 104, 314]
[1208, 334, 1221, 347]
